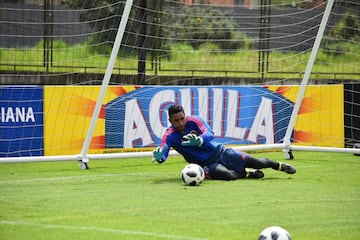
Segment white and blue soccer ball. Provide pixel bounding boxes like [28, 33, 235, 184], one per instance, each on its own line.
[258, 226, 291, 240]
[181, 163, 205, 186]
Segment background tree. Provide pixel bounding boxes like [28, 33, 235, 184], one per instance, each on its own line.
[66, 0, 165, 56]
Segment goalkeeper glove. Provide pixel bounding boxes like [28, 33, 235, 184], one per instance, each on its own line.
[181, 133, 203, 147]
[152, 145, 169, 163]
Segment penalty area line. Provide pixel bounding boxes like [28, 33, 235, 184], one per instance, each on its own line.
[0, 220, 206, 240]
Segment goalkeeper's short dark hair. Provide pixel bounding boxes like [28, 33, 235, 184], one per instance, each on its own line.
[168, 104, 184, 119]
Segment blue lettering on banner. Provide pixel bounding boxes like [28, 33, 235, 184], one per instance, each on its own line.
[0, 86, 44, 157]
[105, 86, 294, 148]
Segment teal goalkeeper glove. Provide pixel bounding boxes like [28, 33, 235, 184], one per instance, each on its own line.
[181, 133, 203, 147]
[152, 145, 169, 163]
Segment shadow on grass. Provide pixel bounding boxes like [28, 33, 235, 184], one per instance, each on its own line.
[151, 176, 294, 186]
[152, 177, 182, 185]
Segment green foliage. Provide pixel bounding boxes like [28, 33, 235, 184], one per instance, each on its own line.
[173, 7, 245, 51]
[330, 12, 360, 41]
[67, 0, 250, 54]
[0, 152, 360, 239]
[323, 12, 360, 57]
[66, 0, 128, 54]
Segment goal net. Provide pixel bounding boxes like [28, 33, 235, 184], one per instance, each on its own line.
[0, 0, 359, 165]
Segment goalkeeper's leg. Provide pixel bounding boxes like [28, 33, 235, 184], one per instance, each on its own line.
[203, 163, 242, 180]
[245, 157, 296, 174]
[203, 163, 264, 180]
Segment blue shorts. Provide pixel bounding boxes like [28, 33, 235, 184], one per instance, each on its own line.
[209, 146, 249, 173]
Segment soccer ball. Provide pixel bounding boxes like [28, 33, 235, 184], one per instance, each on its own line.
[258, 226, 291, 240]
[181, 163, 205, 186]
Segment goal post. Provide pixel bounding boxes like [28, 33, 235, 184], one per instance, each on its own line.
[0, 0, 136, 164]
[1, 0, 360, 166]
[281, 0, 360, 157]
[78, 0, 134, 169]
[282, 0, 336, 158]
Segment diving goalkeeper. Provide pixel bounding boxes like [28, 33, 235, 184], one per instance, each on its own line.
[152, 104, 296, 180]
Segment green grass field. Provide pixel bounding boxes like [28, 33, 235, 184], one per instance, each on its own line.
[1, 151, 359, 240]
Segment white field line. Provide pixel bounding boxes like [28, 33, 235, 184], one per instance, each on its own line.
[0, 220, 207, 240]
[0, 172, 157, 184]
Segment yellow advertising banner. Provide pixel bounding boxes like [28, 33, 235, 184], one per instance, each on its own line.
[267, 85, 344, 147]
[44, 85, 344, 156]
[43, 86, 138, 155]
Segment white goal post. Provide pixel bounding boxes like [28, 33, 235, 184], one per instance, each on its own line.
[78, 0, 135, 168]
[1, 0, 360, 166]
[280, 0, 357, 158]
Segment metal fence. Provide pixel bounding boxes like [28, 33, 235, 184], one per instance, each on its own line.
[1, 0, 359, 82]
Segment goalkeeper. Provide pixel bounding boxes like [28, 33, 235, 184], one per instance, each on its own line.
[152, 104, 296, 180]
